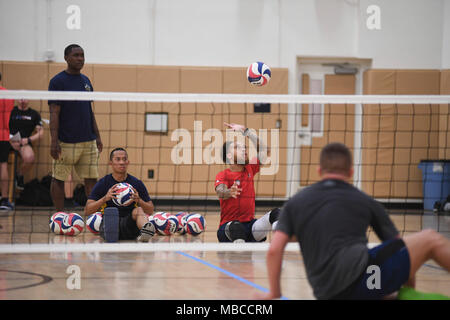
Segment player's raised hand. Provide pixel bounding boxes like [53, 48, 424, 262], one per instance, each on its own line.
[224, 122, 245, 133]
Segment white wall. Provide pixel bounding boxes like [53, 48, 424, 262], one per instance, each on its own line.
[0, 0, 448, 87]
[442, 0, 450, 69]
[358, 0, 444, 69]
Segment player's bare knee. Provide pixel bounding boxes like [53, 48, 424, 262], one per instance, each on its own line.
[421, 229, 444, 250]
[132, 207, 145, 221]
[23, 154, 34, 164]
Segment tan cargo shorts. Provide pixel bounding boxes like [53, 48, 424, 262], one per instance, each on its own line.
[52, 140, 99, 181]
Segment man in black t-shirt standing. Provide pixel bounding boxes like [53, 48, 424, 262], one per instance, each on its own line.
[9, 99, 44, 190]
[259, 142, 450, 300]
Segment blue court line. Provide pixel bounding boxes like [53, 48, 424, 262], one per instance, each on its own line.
[176, 251, 289, 300]
[424, 263, 446, 271]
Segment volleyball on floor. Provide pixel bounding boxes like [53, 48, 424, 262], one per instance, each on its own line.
[112, 182, 134, 206]
[153, 212, 179, 235]
[175, 212, 189, 235]
[184, 213, 206, 236]
[246, 62, 271, 86]
[49, 212, 85, 236]
[86, 212, 102, 234]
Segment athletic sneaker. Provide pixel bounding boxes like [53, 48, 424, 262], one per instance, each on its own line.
[0, 199, 14, 211]
[269, 208, 280, 224]
[137, 222, 156, 242]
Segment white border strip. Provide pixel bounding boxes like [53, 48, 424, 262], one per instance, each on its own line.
[0, 242, 379, 254]
[1, 90, 450, 104]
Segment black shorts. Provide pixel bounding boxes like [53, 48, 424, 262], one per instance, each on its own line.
[99, 213, 140, 241]
[331, 238, 410, 300]
[0, 141, 11, 163]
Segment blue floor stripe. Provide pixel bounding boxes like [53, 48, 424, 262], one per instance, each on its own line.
[176, 251, 289, 300]
[424, 263, 446, 271]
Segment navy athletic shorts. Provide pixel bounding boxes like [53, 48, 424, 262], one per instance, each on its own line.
[331, 238, 411, 300]
[217, 219, 266, 242]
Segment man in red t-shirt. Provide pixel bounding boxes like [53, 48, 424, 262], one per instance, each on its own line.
[215, 122, 280, 242]
[0, 72, 15, 210]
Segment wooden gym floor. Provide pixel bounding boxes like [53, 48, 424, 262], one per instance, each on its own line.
[0, 207, 449, 300]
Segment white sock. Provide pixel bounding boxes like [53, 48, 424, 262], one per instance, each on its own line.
[251, 211, 272, 241]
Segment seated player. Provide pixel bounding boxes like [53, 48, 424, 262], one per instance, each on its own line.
[9, 99, 44, 190]
[259, 142, 450, 300]
[84, 147, 155, 242]
[215, 122, 280, 243]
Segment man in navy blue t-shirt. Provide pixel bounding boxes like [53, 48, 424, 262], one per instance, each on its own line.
[48, 44, 103, 212]
[85, 148, 156, 242]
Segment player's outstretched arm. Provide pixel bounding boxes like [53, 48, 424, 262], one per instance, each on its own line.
[84, 185, 117, 214]
[223, 122, 270, 163]
[255, 230, 289, 300]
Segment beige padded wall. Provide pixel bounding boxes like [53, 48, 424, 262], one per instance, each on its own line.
[300, 74, 356, 186]
[362, 70, 396, 197]
[137, 66, 180, 196]
[440, 70, 450, 159]
[301, 74, 310, 127]
[363, 69, 441, 199]
[0, 61, 288, 199]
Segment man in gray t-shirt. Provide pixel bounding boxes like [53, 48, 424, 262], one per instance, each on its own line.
[277, 177, 398, 299]
[258, 142, 450, 300]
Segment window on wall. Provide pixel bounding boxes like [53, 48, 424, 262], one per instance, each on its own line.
[145, 113, 168, 133]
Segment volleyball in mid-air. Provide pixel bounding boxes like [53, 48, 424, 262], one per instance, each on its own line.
[246, 62, 271, 86]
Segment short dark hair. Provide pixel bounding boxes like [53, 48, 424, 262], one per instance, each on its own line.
[320, 142, 352, 175]
[64, 44, 82, 56]
[222, 141, 234, 164]
[109, 147, 128, 161]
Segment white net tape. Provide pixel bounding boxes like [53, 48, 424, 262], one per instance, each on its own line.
[1, 90, 450, 104]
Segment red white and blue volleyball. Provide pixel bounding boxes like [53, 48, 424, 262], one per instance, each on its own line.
[112, 182, 135, 206]
[246, 62, 271, 86]
[49, 212, 85, 236]
[185, 213, 206, 236]
[153, 212, 179, 235]
[86, 212, 102, 234]
[175, 212, 189, 235]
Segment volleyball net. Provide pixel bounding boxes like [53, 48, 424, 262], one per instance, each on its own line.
[0, 90, 449, 248]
